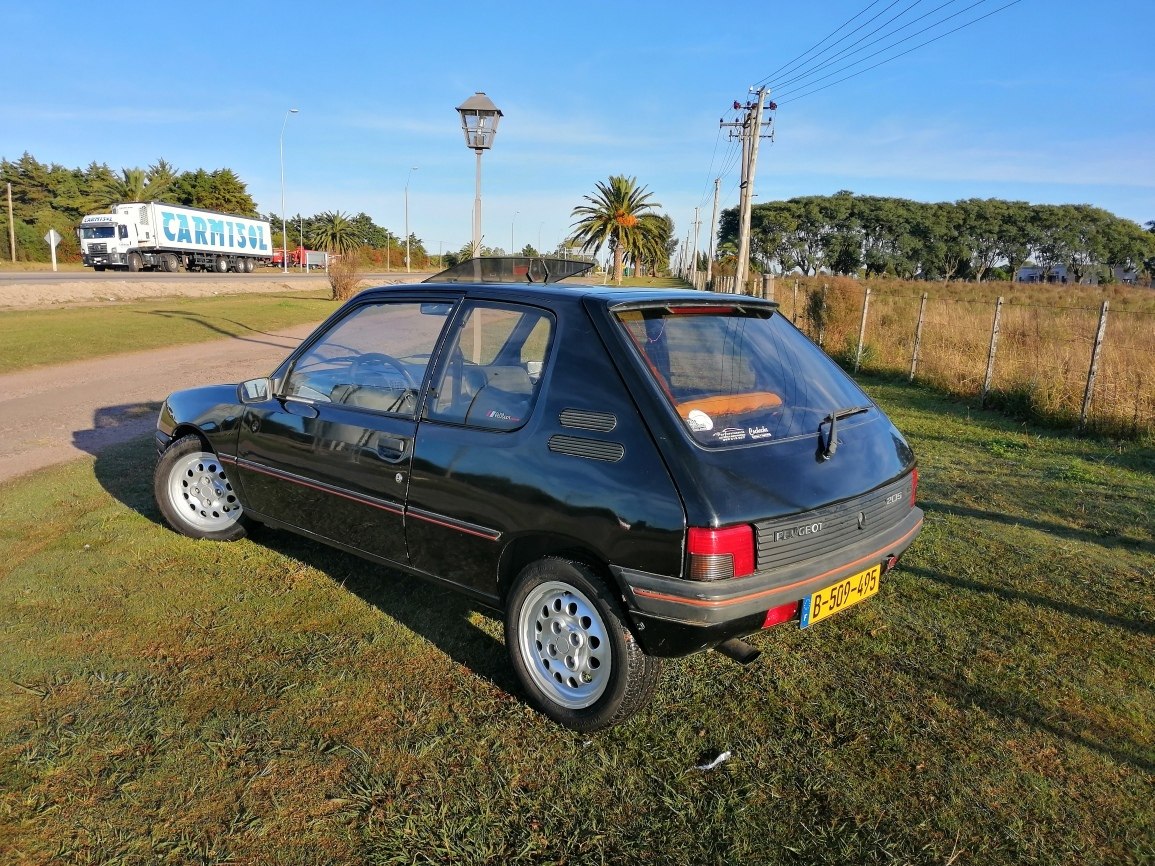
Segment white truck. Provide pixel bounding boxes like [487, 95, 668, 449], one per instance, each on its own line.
[78, 202, 272, 273]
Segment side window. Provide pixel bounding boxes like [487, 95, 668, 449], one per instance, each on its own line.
[426, 302, 554, 430]
[118, 225, 128, 240]
[282, 301, 450, 417]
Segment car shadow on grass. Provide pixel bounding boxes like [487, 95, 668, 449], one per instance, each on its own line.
[91, 434, 520, 699]
[904, 564, 1155, 639]
[920, 500, 1152, 555]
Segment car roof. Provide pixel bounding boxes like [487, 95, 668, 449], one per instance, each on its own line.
[357, 281, 779, 310]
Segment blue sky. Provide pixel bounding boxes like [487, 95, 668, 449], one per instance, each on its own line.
[4, 0, 1152, 258]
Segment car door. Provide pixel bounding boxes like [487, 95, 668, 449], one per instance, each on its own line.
[234, 296, 457, 565]
[406, 300, 556, 595]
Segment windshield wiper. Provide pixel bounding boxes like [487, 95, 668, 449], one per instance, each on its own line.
[818, 405, 871, 461]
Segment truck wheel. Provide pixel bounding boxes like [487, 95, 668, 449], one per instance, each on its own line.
[161, 253, 179, 273]
[154, 435, 248, 541]
[213, 257, 229, 274]
[127, 253, 142, 272]
[505, 558, 660, 732]
[94, 265, 106, 272]
[242, 258, 254, 273]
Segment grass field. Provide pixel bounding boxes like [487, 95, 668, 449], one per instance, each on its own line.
[0, 290, 334, 374]
[771, 276, 1155, 441]
[1, 379, 1151, 865]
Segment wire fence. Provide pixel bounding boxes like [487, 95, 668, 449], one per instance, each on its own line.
[701, 272, 1154, 440]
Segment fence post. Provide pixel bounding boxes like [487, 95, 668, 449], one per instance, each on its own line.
[817, 283, 828, 348]
[792, 279, 799, 324]
[1078, 300, 1110, 433]
[762, 274, 775, 302]
[910, 292, 928, 381]
[981, 296, 1003, 407]
[854, 288, 871, 373]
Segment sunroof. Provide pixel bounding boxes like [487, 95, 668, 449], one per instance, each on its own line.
[424, 256, 595, 284]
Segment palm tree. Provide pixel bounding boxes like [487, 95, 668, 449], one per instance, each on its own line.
[570, 176, 661, 283]
[309, 210, 362, 255]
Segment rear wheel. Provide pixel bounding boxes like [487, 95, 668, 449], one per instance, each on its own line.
[154, 435, 248, 541]
[505, 558, 660, 731]
[242, 257, 254, 273]
[213, 256, 229, 273]
[161, 253, 179, 272]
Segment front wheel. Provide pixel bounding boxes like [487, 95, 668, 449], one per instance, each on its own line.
[154, 435, 248, 541]
[505, 558, 660, 732]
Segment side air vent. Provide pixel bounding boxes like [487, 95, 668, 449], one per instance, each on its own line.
[558, 408, 617, 432]
[548, 435, 624, 462]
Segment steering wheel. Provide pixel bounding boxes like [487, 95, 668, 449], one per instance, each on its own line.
[352, 352, 418, 390]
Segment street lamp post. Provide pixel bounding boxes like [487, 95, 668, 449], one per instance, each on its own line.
[455, 92, 503, 257]
[511, 211, 518, 257]
[404, 166, 418, 273]
[279, 108, 299, 274]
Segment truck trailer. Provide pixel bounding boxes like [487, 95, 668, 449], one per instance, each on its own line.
[78, 202, 272, 273]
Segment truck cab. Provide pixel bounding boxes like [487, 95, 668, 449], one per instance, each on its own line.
[78, 211, 134, 271]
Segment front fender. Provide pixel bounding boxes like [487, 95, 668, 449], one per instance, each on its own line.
[157, 384, 245, 458]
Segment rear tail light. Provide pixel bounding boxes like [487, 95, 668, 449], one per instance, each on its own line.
[687, 525, 755, 580]
[910, 466, 919, 507]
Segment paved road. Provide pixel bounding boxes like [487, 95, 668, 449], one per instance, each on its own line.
[0, 270, 414, 284]
[0, 321, 322, 483]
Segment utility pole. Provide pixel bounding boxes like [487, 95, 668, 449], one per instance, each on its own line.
[691, 206, 701, 280]
[706, 177, 720, 286]
[720, 88, 775, 292]
[6, 182, 14, 262]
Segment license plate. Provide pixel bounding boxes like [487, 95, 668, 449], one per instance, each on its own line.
[799, 564, 882, 628]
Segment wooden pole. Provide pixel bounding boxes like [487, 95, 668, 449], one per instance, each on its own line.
[1079, 300, 1110, 433]
[910, 292, 928, 381]
[6, 182, 14, 262]
[854, 288, 871, 373]
[981, 296, 1003, 407]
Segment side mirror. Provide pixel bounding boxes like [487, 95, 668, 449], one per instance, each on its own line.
[239, 377, 271, 403]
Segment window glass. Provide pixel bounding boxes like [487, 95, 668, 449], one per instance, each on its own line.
[426, 302, 554, 430]
[616, 305, 872, 447]
[283, 301, 450, 417]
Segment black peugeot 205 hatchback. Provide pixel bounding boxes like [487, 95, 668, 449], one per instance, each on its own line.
[153, 258, 922, 731]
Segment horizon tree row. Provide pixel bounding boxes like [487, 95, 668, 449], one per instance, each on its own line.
[718, 192, 1155, 284]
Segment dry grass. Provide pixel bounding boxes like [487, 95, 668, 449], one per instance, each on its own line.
[772, 277, 1155, 440]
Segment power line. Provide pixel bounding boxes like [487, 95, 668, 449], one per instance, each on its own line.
[777, 0, 1025, 104]
[753, 0, 886, 87]
[763, 0, 918, 90]
[772, 0, 1000, 99]
[771, 0, 959, 92]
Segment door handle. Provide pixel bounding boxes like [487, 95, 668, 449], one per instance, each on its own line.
[376, 436, 410, 463]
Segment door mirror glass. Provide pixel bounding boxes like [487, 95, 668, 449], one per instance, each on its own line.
[239, 377, 271, 403]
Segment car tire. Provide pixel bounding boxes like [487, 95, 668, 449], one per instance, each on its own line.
[154, 435, 248, 541]
[505, 558, 660, 731]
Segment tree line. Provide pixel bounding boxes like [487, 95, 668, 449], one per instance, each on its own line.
[0, 152, 425, 266]
[718, 192, 1155, 283]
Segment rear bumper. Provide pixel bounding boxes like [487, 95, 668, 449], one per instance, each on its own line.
[613, 508, 923, 657]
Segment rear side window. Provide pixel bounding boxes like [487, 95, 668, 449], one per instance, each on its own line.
[615, 305, 872, 447]
[425, 302, 554, 430]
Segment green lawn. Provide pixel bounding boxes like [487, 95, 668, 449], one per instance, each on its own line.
[1, 379, 1152, 865]
[0, 289, 334, 374]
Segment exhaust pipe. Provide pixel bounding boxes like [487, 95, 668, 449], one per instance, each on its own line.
[715, 638, 761, 665]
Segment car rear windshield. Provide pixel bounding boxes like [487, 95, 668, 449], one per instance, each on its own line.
[615, 304, 873, 448]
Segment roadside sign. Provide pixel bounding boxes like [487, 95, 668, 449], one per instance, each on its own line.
[43, 229, 62, 272]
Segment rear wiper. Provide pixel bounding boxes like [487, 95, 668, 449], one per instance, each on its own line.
[818, 405, 871, 461]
